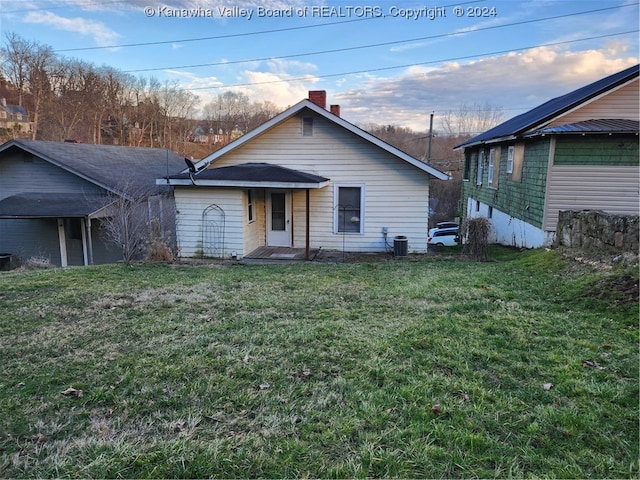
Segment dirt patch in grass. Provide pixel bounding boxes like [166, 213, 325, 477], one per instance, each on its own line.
[585, 274, 639, 305]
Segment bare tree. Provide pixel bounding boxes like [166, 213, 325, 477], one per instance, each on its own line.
[97, 183, 175, 265]
[1, 33, 31, 106]
[440, 101, 504, 138]
[25, 42, 54, 140]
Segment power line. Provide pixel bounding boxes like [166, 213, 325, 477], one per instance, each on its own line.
[122, 3, 639, 73]
[3, 0, 129, 14]
[184, 30, 638, 91]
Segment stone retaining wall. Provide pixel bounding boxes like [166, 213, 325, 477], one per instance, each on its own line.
[556, 210, 639, 252]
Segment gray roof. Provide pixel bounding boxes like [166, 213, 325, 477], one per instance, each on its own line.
[0, 139, 186, 197]
[2, 104, 28, 116]
[528, 119, 639, 136]
[170, 162, 330, 185]
[0, 193, 112, 219]
[457, 64, 639, 149]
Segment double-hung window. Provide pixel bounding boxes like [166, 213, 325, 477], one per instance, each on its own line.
[334, 184, 364, 234]
[476, 151, 484, 185]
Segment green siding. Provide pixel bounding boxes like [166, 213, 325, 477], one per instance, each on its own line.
[462, 139, 550, 228]
[554, 136, 639, 166]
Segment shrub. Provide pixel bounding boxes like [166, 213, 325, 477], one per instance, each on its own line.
[462, 217, 492, 261]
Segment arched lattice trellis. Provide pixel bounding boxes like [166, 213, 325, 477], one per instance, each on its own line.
[201, 204, 225, 258]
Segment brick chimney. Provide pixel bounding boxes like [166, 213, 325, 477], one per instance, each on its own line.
[330, 105, 340, 117]
[308, 90, 326, 109]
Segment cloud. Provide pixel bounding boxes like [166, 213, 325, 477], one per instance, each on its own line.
[23, 11, 120, 46]
[333, 47, 638, 131]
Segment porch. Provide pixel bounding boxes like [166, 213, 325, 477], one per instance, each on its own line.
[244, 246, 320, 262]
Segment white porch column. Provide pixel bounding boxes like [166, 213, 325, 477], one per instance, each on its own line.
[57, 218, 68, 267]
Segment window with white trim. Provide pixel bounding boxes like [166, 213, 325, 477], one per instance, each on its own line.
[506, 145, 515, 174]
[334, 184, 364, 234]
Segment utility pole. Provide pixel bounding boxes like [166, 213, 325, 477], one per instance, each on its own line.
[427, 111, 434, 163]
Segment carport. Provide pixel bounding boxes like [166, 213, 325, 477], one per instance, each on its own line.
[0, 193, 113, 267]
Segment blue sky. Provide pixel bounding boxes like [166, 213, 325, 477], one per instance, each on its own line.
[1, 0, 638, 131]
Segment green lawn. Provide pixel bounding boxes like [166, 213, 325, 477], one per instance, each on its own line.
[0, 248, 637, 478]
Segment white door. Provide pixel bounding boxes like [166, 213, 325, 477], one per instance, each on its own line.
[267, 190, 291, 247]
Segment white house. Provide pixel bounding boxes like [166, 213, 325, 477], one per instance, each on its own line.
[158, 91, 449, 260]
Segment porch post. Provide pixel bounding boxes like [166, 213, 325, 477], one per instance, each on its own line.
[305, 189, 310, 260]
[80, 218, 89, 266]
[86, 218, 94, 265]
[57, 218, 68, 267]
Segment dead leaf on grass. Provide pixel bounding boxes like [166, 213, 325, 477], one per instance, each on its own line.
[33, 434, 49, 444]
[582, 360, 605, 370]
[61, 387, 83, 397]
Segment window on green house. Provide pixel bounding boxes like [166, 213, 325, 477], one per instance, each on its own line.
[476, 150, 484, 185]
[488, 147, 501, 188]
[508, 143, 524, 182]
[506, 146, 514, 173]
[463, 152, 471, 181]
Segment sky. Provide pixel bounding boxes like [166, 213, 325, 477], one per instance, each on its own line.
[1, 0, 638, 132]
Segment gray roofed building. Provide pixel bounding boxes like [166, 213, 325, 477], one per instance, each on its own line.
[0, 139, 185, 267]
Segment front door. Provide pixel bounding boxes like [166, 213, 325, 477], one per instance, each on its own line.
[267, 190, 291, 247]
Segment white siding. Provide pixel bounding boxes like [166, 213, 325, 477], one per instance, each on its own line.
[466, 198, 551, 248]
[544, 165, 640, 231]
[196, 112, 431, 254]
[175, 187, 245, 258]
[549, 79, 639, 126]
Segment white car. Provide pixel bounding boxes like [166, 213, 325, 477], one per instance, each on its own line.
[428, 227, 459, 247]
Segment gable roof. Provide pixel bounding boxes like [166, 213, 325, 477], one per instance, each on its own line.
[0, 139, 186, 197]
[181, 99, 450, 181]
[456, 64, 640, 149]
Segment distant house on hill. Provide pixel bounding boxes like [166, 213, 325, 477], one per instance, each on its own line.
[0, 98, 32, 137]
[0, 140, 184, 266]
[456, 64, 639, 248]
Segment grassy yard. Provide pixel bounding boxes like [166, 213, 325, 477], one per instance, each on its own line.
[0, 248, 637, 478]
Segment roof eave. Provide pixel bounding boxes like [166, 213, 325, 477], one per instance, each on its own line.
[455, 135, 518, 150]
[165, 179, 331, 189]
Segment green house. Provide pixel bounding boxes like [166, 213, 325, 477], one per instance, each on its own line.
[456, 64, 639, 248]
